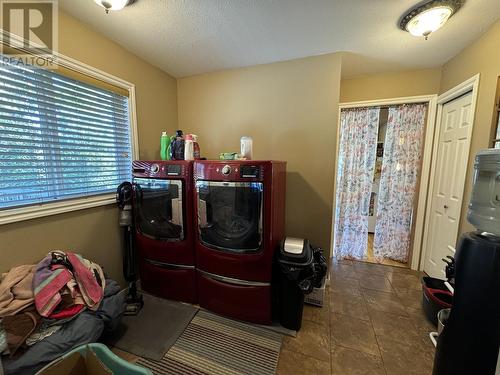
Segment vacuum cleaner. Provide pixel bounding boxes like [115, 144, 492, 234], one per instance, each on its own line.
[116, 181, 144, 315]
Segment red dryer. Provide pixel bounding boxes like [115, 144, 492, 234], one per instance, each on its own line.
[132, 160, 197, 304]
[194, 160, 286, 324]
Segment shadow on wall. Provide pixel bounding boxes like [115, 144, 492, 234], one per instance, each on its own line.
[285, 171, 333, 257]
[0, 205, 125, 285]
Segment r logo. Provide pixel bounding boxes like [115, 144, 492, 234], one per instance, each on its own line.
[1, 0, 58, 54]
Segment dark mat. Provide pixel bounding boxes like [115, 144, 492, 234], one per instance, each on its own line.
[104, 293, 198, 360]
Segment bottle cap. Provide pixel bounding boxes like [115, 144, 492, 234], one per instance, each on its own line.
[161, 131, 167, 136]
[185, 134, 193, 141]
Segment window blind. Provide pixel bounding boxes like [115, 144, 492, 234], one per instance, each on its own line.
[0, 62, 132, 210]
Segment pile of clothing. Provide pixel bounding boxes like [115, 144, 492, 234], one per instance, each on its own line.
[0, 251, 125, 374]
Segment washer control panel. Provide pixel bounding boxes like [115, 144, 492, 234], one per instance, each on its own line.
[196, 162, 265, 182]
[221, 165, 232, 175]
[150, 163, 160, 174]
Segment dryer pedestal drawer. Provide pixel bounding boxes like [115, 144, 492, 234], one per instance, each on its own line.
[196, 270, 272, 325]
[140, 260, 197, 304]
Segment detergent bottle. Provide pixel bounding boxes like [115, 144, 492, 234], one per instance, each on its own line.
[167, 134, 176, 160]
[192, 134, 201, 159]
[171, 130, 185, 160]
[184, 134, 194, 161]
[160, 132, 170, 160]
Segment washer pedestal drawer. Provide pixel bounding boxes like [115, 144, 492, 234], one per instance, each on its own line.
[140, 260, 197, 304]
[196, 270, 272, 325]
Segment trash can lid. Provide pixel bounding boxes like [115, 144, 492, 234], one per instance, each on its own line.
[278, 237, 313, 266]
[283, 237, 305, 254]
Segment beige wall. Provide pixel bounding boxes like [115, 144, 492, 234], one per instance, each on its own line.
[178, 54, 342, 255]
[0, 11, 178, 281]
[440, 20, 500, 235]
[340, 67, 442, 103]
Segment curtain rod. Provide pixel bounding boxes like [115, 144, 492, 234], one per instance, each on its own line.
[340, 102, 428, 111]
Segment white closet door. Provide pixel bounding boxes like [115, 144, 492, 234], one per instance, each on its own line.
[424, 92, 473, 279]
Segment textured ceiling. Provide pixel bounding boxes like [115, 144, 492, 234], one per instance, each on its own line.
[59, 0, 500, 78]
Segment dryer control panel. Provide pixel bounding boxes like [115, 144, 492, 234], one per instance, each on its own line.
[132, 160, 192, 179]
[194, 160, 271, 182]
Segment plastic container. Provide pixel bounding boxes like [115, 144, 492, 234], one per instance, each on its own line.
[160, 132, 170, 160]
[36, 343, 152, 375]
[240, 136, 253, 160]
[467, 148, 500, 235]
[422, 276, 453, 326]
[437, 308, 451, 335]
[184, 134, 194, 160]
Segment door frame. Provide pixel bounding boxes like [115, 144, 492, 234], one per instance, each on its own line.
[332, 94, 438, 270]
[419, 74, 480, 271]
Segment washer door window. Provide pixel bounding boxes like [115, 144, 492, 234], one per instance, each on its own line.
[133, 178, 184, 241]
[197, 181, 263, 253]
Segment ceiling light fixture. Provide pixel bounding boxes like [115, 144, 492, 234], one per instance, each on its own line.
[400, 0, 464, 40]
[94, 0, 135, 14]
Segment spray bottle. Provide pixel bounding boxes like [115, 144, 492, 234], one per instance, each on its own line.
[160, 132, 170, 160]
[192, 134, 201, 159]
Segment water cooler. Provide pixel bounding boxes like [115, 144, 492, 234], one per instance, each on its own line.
[433, 149, 500, 375]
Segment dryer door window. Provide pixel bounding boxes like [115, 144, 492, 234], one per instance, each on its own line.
[133, 178, 184, 241]
[196, 181, 263, 253]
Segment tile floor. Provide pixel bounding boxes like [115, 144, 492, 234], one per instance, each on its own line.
[276, 259, 436, 375]
[365, 233, 408, 268]
[114, 259, 436, 374]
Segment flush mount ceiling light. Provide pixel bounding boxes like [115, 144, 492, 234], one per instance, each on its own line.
[400, 0, 464, 39]
[94, 0, 135, 14]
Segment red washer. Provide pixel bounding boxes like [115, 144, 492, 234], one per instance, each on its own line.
[194, 160, 286, 324]
[132, 160, 197, 304]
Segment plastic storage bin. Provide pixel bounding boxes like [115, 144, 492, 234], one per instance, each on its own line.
[422, 276, 453, 326]
[36, 343, 152, 375]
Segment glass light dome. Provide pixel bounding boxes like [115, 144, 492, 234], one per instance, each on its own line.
[94, 0, 132, 12]
[405, 6, 453, 38]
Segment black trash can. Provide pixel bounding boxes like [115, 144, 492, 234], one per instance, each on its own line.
[276, 237, 315, 331]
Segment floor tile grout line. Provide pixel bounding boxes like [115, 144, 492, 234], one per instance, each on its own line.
[280, 345, 331, 365]
[362, 269, 389, 375]
[326, 285, 333, 374]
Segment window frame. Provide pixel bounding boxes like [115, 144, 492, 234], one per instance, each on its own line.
[0, 49, 139, 225]
[492, 77, 500, 148]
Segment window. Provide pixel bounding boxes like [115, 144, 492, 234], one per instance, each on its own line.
[493, 77, 500, 148]
[0, 57, 136, 224]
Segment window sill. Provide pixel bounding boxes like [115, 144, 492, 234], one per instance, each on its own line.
[0, 194, 116, 225]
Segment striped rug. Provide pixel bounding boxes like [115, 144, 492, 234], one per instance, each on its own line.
[136, 310, 283, 375]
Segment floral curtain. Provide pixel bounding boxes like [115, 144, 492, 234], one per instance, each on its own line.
[334, 107, 380, 260]
[373, 103, 427, 263]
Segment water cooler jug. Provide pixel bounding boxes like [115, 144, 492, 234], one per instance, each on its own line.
[433, 149, 500, 375]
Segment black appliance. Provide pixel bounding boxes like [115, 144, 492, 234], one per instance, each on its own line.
[433, 149, 500, 375]
[433, 232, 500, 374]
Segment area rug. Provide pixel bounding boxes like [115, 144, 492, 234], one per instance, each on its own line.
[104, 293, 198, 360]
[136, 310, 283, 374]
